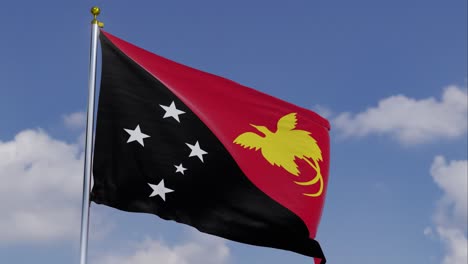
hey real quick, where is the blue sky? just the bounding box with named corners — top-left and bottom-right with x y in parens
top-left (0, 1), bottom-right (466, 264)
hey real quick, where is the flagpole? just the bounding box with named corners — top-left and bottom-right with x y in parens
top-left (79, 6), bottom-right (102, 264)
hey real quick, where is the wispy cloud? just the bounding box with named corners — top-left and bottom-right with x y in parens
top-left (312, 105), bottom-right (333, 119)
top-left (333, 85), bottom-right (467, 144)
top-left (63, 111), bottom-right (87, 148)
top-left (94, 233), bottom-right (230, 264)
top-left (63, 111), bottom-right (86, 130)
top-left (430, 156), bottom-right (467, 264)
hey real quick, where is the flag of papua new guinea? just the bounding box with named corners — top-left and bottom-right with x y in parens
top-left (91, 30), bottom-right (330, 264)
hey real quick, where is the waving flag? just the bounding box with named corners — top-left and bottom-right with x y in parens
top-left (91, 31), bottom-right (330, 264)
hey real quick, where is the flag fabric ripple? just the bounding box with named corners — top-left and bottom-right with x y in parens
top-left (91, 31), bottom-right (330, 264)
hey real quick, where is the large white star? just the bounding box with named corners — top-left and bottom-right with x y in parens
top-left (186, 141), bottom-right (208, 162)
top-left (148, 180), bottom-right (174, 201)
top-left (124, 125), bottom-right (150, 147)
top-left (160, 101), bottom-right (185, 122)
top-left (174, 163), bottom-right (187, 175)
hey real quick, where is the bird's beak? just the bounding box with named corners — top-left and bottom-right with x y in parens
top-left (249, 124), bottom-right (267, 136)
top-left (250, 124), bottom-right (259, 130)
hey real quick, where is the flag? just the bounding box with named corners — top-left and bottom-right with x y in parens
top-left (91, 30), bottom-right (330, 264)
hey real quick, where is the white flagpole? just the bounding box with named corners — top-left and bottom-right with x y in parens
top-left (79, 6), bottom-right (102, 264)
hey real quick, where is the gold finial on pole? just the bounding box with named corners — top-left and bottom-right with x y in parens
top-left (90, 6), bottom-right (104, 28)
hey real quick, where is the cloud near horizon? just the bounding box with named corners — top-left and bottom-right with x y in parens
top-left (430, 156), bottom-right (467, 264)
top-left (333, 85), bottom-right (467, 144)
top-left (94, 233), bottom-right (230, 264)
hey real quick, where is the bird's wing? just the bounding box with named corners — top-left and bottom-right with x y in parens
top-left (291, 131), bottom-right (323, 161)
top-left (260, 146), bottom-right (300, 175)
top-left (233, 132), bottom-right (263, 150)
top-left (277, 113), bottom-right (297, 131)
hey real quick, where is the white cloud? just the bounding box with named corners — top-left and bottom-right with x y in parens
top-left (95, 233), bottom-right (230, 264)
top-left (437, 227), bottom-right (467, 264)
top-left (333, 85), bottom-right (467, 144)
top-left (312, 105), bottom-right (333, 119)
top-left (0, 129), bottom-right (84, 243)
top-left (430, 156), bottom-right (467, 264)
top-left (63, 111), bottom-right (87, 149)
top-left (431, 156), bottom-right (468, 225)
top-left (63, 111), bottom-right (86, 130)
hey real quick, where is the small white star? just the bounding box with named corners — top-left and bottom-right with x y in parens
top-left (148, 180), bottom-right (174, 201)
top-left (186, 141), bottom-right (208, 162)
top-left (174, 163), bottom-right (187, 175)
top-left (124, 125), bottom-right (150, 147)
top-left (160, 101), bottom-right (185, 122)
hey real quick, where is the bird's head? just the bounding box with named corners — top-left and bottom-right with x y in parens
top-left (250, 124), bottom-right (272, 136)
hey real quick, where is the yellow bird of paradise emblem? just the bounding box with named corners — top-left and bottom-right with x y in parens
top-left (233, 113), bottom-right (323, 197)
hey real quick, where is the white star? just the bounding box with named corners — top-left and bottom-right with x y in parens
top-left (174, 163), bottom-right (187, 175)
top-left (160, 101), bottom-right (185, 122)
top-left (148, 180), bottom-right (174, 201)
top-left (124, 125), bottom-right (150, 147)
top-left (186, 141), bottom-right (208, 162)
